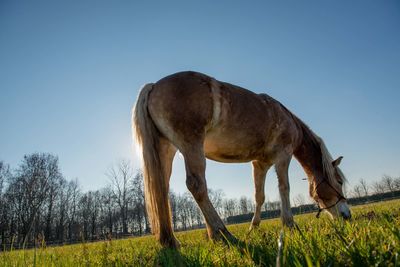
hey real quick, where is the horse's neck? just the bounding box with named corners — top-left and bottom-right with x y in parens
top-left (293, 126), bottom-right (324, 183)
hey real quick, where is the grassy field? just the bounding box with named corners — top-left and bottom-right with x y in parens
top-left (1, 200), bottom-right (399, 267)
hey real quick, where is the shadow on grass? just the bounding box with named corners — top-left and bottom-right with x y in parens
top-left (155, 232), bottom-right (276, 267)
top-left (155, 247), bottom-right (186, 267)
top-left (228, 237), bottom-right (276, 266)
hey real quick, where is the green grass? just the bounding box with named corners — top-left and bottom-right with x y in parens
top-left (1, 200), bottom-right (399, 266)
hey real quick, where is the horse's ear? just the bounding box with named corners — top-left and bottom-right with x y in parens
top-left (332, 156), bottom-right (343, 167)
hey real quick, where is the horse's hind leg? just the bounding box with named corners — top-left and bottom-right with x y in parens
top-left (275, 155), bottom-right (294, 227)
top-left (250, 160), bottom-right (271, 230)
top-left (182, 145), bottom-right (235, 243)
top-left (158, 137), bottom-right (179, 247)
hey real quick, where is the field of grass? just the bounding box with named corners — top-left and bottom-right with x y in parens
top-left (1, 199), bottom-right (399, 267)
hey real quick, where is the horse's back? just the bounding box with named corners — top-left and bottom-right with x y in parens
top-left (147, 71), bottom-right (298, 162)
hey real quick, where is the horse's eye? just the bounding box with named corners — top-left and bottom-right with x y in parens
top-left (338, 181), bottom-right (343, 185)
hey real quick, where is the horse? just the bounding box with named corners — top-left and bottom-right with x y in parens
top-left (133, 71), bottom-right (351, 248)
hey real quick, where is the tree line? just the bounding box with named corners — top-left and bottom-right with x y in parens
top-left (349, 176), bottom-right (400, 198)
top-left (0, 153), bottom-right (255, 250)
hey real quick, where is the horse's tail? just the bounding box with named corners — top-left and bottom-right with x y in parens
top-left (132, 83), bottom-right (175, 247)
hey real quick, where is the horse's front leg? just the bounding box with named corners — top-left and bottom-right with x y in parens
top-left (275, 155), bottom-right (294, 228)
top-left (250, 160), bottom-right (271, 230)
top-left (182, 145), bottom-right (236, 243)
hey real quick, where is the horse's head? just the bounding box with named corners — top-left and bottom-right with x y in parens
top-left (311, 156), bottom-right (352, 220)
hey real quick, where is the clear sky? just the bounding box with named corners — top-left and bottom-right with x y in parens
top-left (1, 1), bottom-right (399, 202)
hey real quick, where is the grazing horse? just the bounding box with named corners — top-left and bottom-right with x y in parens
top-left (133, 71), bottom-right (351, 248)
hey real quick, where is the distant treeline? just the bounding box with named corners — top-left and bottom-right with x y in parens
top-left (227, 190), bottom-right (400, 224)
top-left (0, 154), bottom-right (147, 250)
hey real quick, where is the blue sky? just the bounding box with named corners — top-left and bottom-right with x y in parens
top-left (1, 1), bottom-right (399, 202)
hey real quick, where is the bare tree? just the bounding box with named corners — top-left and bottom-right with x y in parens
top-left (223, 198), bottom-right (238, 218)
top-left (10, 153), bottom-right (62, 245)
top-left (54, 177), bottom-right (69, 242)
top-left (394, 177), bottom-right (400, 191)
top-left (0, 161), bottom-right (11, 245)
top-left (44, 173), bottom-right (63, 241)
top-left (293, 194), bottom-right (306, 207)
top-left (382, 175), bottom-right (395, 193)
top-left (99, 186), bottom-right (115, 236)
top-left (79, 191), bottom-right (92, 240)
top-left (131, 172), bottom-right (147, 235)
top-left (208, 189), bottom-right (225, 217)
top-left (352, 185), bottom-right (363, 198)
top-left (66, 179), bottom-right (80, 242)
top-left (169, 190), bottom-right (178, 230)
top-left (0, 161), bottom-right (9, 194)
top-left (359, 179), bottom-right (369, 196)
top-left (247, 198), bottom-right (255, 213)
top-left (239, 196), bottom-right (249, 214)
top-left (107, 160), bottom-right (134, 234)
top-left (177, 193), bottom-right (190, 229)
top-left (265, 200), bottom-right (280, 211)
top-left (372, 181), bottom-right (385, 194)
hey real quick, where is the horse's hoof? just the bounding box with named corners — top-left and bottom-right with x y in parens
top-left (211, 229), bottom-right (238, 245)
top-left (162, 236), bottom-right (181, 249)
top-left (283, 218), bottom-right (295, 228)
top-left (248, 222), bottom-right (260, 232)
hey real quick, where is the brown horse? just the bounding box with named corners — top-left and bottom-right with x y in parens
top-left (133, 71), bottom-right (351, 248)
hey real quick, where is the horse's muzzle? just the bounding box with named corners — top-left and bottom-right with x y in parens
top-left (340, 210), bottom-right (352, 220)
top-left (337, 201), bottom-right (351, 220)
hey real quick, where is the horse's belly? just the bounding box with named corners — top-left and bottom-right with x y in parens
top-left (203, 134), bottom-right (259, 163)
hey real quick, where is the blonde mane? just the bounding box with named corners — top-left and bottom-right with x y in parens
top-left (313, 133), bottom-right (347, 185)
top-left (290, 110), bottom-right (346, 186)
top-left (317, 137), bottom-right (337, 184)
top-left (280, 102), bottom-right (344, 185)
